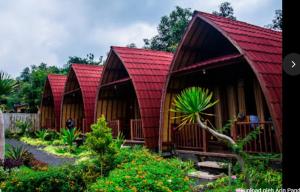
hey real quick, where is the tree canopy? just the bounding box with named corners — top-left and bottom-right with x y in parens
top-left (212, 2), bottom-right (236, 20)
top-left (266, 9), bottom-right (282, 30)
top-left (143, 6), bottom-right (192, 52)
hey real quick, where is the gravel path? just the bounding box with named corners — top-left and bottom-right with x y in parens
top-left (6, 139), bottom-right (75, 166)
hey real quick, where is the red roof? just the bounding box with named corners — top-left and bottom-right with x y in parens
top-left (44, 74), bottom-right (67, 130)
top-left (68, 64), bottom-right (103, 131)
top-left (100, 46), bottom-right (173, 148)
top-left (166, 11), bottom-right (282, 148)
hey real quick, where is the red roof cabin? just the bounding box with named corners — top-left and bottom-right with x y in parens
top-left (159, 11), bottom-right (282, 154)
top-left (61, 64), bottom-right (103, 133)
top-left (95, 46), bottom-right (173, 149)
top-left (40, 74), bottom-right (67, 131)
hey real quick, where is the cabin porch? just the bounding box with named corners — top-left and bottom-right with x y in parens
top-left (161, 57), bottom-right (280, 154)
top-left (96, 79), bottom-right (144, 142)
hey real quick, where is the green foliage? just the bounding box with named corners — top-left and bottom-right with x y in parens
top-left (171, 87), bottom-right (218, 127)
top-left (144, 6), bottom-right (192, 52)
top-left (35, 129), bottom-right (48, 140)
top-left (236, 127), bottom-right (260, 148)
top-left (90, 147), bottom-right (195, 192)
top-left (114, 132), bottom-right (125, 149)
top-left (85, 115), bottom-right (116, 176)
top-left (61, 128), bottom-right (80, 149)
top-left (0, 166), bottom-right (9, 182)
top-left (0, 71), bottom-right (18, 104)
top-left (20, 136), bottom-right (50, 146)
top-left (212, 2), bottom-right (236, 20)
top-left (15, 120), bottom-right (32, 136)
top-left (44, 130), bottom-right (60, 141)
top-left (11, 63), bottom-right (64, 112)
top-left (1, 166), bottom-right (86, 192)
top-left (63, 53), bottom-right (103, 72)
top-left (5, 145), bottom-right (27, 160)
top-left (266, 9), bottom-right (282, 30)
top-left (43, 145), bottom-right (91, 158)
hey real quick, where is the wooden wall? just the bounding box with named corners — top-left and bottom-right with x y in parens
top-left (96, 82), bottom-right (140, 138)
top-left (40, 105), bottom-right (55, 129)
top-left (61, 95), bottom-right (84, 131)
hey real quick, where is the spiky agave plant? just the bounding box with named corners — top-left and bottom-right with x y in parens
top-left (171, 87), bottom-right (218, 128)
top-left (171, 87), bottom-right (251, 187)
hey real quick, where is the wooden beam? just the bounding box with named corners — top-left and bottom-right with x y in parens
top-left (172, 54), bottom-right (243, 76)
top-left (101, 77), bottom-right (131, 88)
top-left (63, 88), bottom-right (81, 96)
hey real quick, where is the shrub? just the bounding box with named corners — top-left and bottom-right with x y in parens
top-left (15, 120), bottom-right (32, 136)
top-left (44, 130), bottom-right (60, 141)
top-left (35, 129), bottom-right (48, 140)
top-left (89, 147), bottom-right (195, 192)
top-left (0, 166), bottom-right (9, 182)
top-left (29, 159), bottom-right (48, 171)
top-left (22, 150), bottom-right (35, 167)
top-left (1, 158), bottom-right (23, 169)
top-left (85, 115), bottom-right (116, 176)
top-left (5, 145), bottom-right (27, 160)
top-left (1, 166), bottom-right (86, 192)
top-left (51, 139), bottom-right (64, 146)
top-left (61, 128), bottom-right (80, 150)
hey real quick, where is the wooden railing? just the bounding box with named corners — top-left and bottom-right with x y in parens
top-left (108, 120), bottom-right (120, 138)
top-left (130, 119), bottom-right (144, 140)
top-left (232, 121), bottom-right (279, 153)
top-left (172, 123), bottom-right (207, 151)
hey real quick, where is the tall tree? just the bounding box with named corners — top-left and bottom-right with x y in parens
top-left (266, 9), bottom-right (282, 30)
top-left (143, 6), bottom-right (192, 52)
top-left (212, 2), bottom-right (236, 20)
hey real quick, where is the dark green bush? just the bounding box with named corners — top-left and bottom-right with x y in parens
top-left (1, 166), bottom-right (86, 192)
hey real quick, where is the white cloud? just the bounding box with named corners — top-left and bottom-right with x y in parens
top-left (90, 22), bottom-right (157, 48)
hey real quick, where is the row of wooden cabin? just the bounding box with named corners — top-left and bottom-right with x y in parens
top-left (40, 11), bottom-right (282, 155)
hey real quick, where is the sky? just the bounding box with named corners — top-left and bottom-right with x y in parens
top-left (0, 0), bottom-right (282, 77)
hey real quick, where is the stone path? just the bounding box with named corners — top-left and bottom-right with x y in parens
top-left (6, 139), bottom-right (75, 166)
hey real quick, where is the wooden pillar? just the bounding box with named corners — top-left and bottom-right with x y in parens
top-left (253, 79), bottom-right (265, 122)
top-left (237, 79), bottom-right (246, 115)
top-left (214, 87), bottom-right (223, 129)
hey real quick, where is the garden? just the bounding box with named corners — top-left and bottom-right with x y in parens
top-left (1, 113), bottom-right (282, 192)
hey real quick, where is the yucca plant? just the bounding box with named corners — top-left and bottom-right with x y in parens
top-left (61, 128), bottom-right (80, 149)
top-left (35, 129), bottom-right (48, 140)
top-left (171, 87), bottom-right (251, 187)
top-left (6, 145), bottom-right (28, 160)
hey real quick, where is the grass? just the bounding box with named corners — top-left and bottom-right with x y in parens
top-left (19, 136), bottom-right (91, 159)
top-left (20, 136), bottom-right (50, 146)
top-left (43, 145), bottom-right (92, 158)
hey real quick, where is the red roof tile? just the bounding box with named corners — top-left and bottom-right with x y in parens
top-left (99, 47), bottom-right (173, 148)
top-left (68, 64), bottom-right (103, 132)
top-left (42, 74), bottom-right (67, 130)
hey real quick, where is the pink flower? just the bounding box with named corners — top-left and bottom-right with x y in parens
top-left (236, 189), bottom-right (245, 192)
top-left (231, 175), bottom-right (237, 180)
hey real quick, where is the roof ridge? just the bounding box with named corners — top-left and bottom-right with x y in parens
top-left (112, 46), bottom-right (174, 56)
top-left (196, 11), bottom-right (282, 35)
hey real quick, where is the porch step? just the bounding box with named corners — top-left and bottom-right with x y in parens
top-left (197, 161), bottom-right (228, 169)
top-left (187, 171), bottom-right (224, 180)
